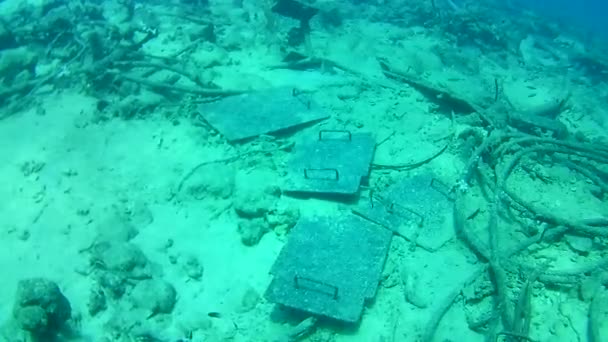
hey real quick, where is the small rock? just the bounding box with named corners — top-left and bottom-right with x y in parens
top-left (94, 213), bottom-right (139, 243)
top-left (464, 296), bottom-right (494, 331)
top-left (182, 254), bottom-right (204, 280)
top-left (94, 242), bottom-right (148, 274)
top-left (239, 287), bottom-right (260, 313)
top-left (12, 278), bottom-right (71, 336)
top-left (96, 272), bottom-right (126, 299)
top-left (15, 306), bottom-right (48, 333)
top-left (266, 202), bottom-right (300, 236)
top-left (232, 170), bottom-right (279, 218)
top-left (182, 163), bottom-right (235, 200)
top-left (286, 317), bottom-right (318, 341)
top-left (129, 279), bottom-right (177, 317)
top-left (233, 192), bottom-right (275, 218)
top-left (87, 285), bottom-right (107, 316)
top-left (176, 311), bottom-right (213, 336)
top-left (237, 218), bottom-right (269, 246)
top-left (126, 201), bottom-right (154, 228)
top-left (565, 234), bottom-right (593, 254)
top-left (401, 268), bottom-right (428, 309)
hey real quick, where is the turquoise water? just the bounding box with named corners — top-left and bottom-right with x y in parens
top-left (1, 0), bottom-right (608, 341)
top-left (514, 0), bottom-right (608, 36)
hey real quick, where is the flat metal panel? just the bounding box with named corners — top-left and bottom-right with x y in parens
top-left (284, 131), bottom-right (375, 195)
top-left (198, 88), bottom-right (329, 142)
top-left (354, 174), bottom-right (455, 251)
top-left (265, 214), bottom-right (391, 323)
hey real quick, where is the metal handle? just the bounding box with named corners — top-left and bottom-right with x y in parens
top-left (318, 130), bottom-right (352, 141)
top-left (387, 201), bottom-right (425, 227)
top-left (303, 168), bottom-right (340, 181)
top-left (294, 275), bottom-right (339, 300)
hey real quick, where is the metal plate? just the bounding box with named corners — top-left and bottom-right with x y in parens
top-left (353, 173), bottom-right (455, 251)
top-left (265, 214), bottom-right (392, 323)
top-left (284, 131), bottom-right (375, 195)
top-left (198, 88), bottom-right (329, 142)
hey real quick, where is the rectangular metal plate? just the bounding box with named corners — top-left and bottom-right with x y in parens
top-left (284, 131), bottom-right (375, 195)
top-left (198, 88), bottom-right (329, 142)
top-left (265, 214), bottom-right (392, 323)
top-left (354, 174), bottom-right (455, 251)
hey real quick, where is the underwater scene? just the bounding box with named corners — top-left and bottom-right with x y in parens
top-left (1, 0), bottom-right (608, 341)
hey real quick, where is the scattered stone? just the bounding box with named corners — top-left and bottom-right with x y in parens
top-left (90, 242), bottom-right (154, 299)
top-left (464, 297), bottom-right (495, 331)
top-left (176, 311), bottom-right (213, 337)
top-left (266, 202), bottom-right (300, 236)
top-left (237, 218), bottom-right (269, 246)
top-left (232, 170), bottom-right (279, 219)
top-left (286, 317), bottom-right (318, 341)
top-left (238, 287), bottom-right (260, 313)
top-left (182, 163), bottom-right (235, 200)
top-left (565, 234), bottom-right (593, 254)
top-left (96, 272), bottom-right (127, 299)
top-left (182, 254), bottom-right (204, 281)
top-left (462, 276), bottom-right (494, 302)
top-left (233, 190), bottom-right (276, 218)
top-left (129, 279), bottom-right (177, 317)
top-left (94, 213), bottom-right (139, 244)
top-left (87, 285), bottom-right (107, 316)
top-left (125, 200), bottom-right (154, 228)
top-left (93, 242), bottom-right (149, 275)
top-left (12, 278), bottom-right (71, 337)
top-left (401, 267), bottom-right (428, 309)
